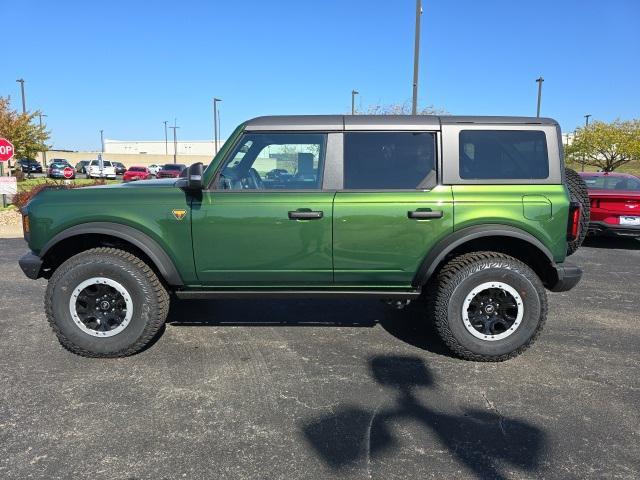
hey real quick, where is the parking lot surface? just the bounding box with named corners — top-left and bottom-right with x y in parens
top-left (1, 237), bottom-right (638, 479)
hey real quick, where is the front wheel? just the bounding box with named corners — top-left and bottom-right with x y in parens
top-left (45, 248), bottom-right (170, 357)
top-left (430, 252), bottom-right (547, 361)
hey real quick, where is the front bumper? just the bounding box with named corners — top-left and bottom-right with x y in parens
top-left (19, 251), bottom-right (43, 280)
top-left (548, 262), bottom-right (583, 292)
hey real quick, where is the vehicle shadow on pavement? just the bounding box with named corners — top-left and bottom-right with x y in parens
top-left (301, 355), bottom-right (547, 480)
top-left (583, 236), bottom-right (640, 250)
top-left (167, 297), bottom-right (453, 356)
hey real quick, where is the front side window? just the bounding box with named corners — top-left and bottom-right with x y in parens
top-left (459, 130), bottom-right (549, 180)
top-left (343, 132), bottom-right (436, 189)
top-left (217, 133), bottom-right (326, 190)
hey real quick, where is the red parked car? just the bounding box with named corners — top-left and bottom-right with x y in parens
top-left (123, 166), bottom-right (151, 182)
top-left (156, 163), bottom-right (186, 178)
top-left (579, 172), bottom-right (640, 237)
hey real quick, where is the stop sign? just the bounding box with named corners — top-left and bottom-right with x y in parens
top-left (0, 138), bottom-right (14, 162)
top-left (63, 166), bottom-right (74, 179)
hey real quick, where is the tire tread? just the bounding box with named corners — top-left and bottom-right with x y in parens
top-left (430, 251), bottom-right (548, 362)
top-left (44, 247), bottom-right (169, 358)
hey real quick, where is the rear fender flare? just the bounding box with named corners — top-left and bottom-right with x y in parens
top-left (412, 224), bottom-right (555, 286)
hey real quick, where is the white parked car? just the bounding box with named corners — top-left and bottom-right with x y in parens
top-left (147, 164), bottom-right (161, 177)
top-left (87, 159), bottom-right (117, 179)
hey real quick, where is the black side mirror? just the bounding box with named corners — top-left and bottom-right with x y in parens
top-left (186, 162), bottom-right (203, 190)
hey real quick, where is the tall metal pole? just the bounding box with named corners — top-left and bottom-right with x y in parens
top-left (16, 79), bottom-right (26, 113)
top-left (582, 114), bottom-right (591, 172)
top-left (411, 0), bottom-right (422, 115)
top-left (100, 130), bottom-right (104, 153)
top-left (535, 76), bottom-right (544, 117)
top-left (213, 98), bottom-right (221, 154)
top-left (351, 90), bottom-right (359, 115)
top-left (38, 114), bottom-right (48, 167)
top-left (169, 120), bottom-right (179, 164)
top-left (217, 111), bottom-right (221, 151)
top-left (163, 121), bottom-right (168, 156)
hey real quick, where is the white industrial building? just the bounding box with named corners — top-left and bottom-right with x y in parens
top-left (104, 139), bottom-right (224, 156)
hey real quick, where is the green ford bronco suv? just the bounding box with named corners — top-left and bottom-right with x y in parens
top-left (19, 115), bottom-right (589, 361)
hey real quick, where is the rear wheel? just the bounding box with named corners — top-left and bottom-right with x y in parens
top-left (45, 248), bottom-right (170, 357)
top-left (565, 167), bottom-right (590, 255)
top-left (430, 252), bottom-right (547, 361)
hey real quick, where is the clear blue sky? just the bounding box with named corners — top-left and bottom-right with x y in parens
top-left (3, 0), bottom-right (639, 150)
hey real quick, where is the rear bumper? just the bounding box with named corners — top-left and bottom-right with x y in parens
top-left (19, 251), bottom-right (43, 280)
top-left (549, 262), bottom-right (582, 292)
top-left (588, 221), bottom-right (640, 237)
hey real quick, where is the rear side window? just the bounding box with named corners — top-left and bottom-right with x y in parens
top-left (344, 132), bottom-right (436, 189)
top-left (459, 130), bottom-right (549, 180)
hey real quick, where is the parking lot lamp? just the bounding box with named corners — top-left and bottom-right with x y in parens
top-left (38, 114), bottom-right (48, 167)
top-left (16, 79), bottom-right (26, 113)
top-left (582, 114), bottom-right (591, 172)
top-left (163, 121), bottom-right (169, 156)
top-left (411, 0), bottom-right (422, 115)
top-left (536, 77), bottom-right (544, 117)
top-left (213, 98), bottom-right (222, 155)
top-left (351, 90), bottom-right (359, 115)
top-left (100, 130), bottom-right (104, 153)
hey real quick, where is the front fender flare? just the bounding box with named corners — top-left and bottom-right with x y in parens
top-left (412, 224), bottom-right (555, 287)
top-left (40, 222), bottom-right (184, 286)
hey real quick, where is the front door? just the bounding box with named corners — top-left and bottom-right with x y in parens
top-left (333, 131), bottom-right (454, 287)
top-left (192, 132), bottom-right (334, 286)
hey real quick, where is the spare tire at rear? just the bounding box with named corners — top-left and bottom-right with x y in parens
top-left (565, 167), bottom-right (590, 256)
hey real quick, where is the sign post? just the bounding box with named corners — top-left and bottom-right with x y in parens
top-left (0, 138), bottom-right (16, 208)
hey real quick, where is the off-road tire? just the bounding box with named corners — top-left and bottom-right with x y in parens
top-left (45, 247), bottom-right (170, 358)
top-left (565, 167), bottom-right (590, 255)
top-left (431, 252), bottom-right (547, 362)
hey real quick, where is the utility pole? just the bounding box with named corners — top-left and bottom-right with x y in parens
top-left (100, 130), bottom-right (104, 153)
top-left (169, 120), bottom-right (179, 164)
top-left (38, 113), bottom-right (48, 167)
top-left (16, 79), bottom-right (26, 113)
top-left (582, 114), bottom-right (592, 172)
top-left (351, 90), bottom-right (359, 115)
top-left (535, 76), bottom-right (544, 117)
top-left (411, 0), bottom-right (423, 115)
top-left (213, 98), bottom-right (222, 155)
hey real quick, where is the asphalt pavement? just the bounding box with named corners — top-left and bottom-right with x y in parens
top-left (1, 236), bottom-right (638, 479)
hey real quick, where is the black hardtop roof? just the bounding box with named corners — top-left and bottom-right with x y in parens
top-left (244, 114), bottom-right (558, 131)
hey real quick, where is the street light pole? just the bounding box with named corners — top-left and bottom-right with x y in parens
top-left (411, 0), bottom-right (423, 115)
top-left (213, 98), bottom-right (222, 155)
top-left (169, 120), bottom-right (180, 164)
top-left (582, 114), bottom-right (592, 172)
top-left (100, 130), bottom-right (104, 153)
top-left (38, 114), bottom-right (48, 167)
top-left (351, 90), bottom-right (359, 115)
top-left (535, 76), bottom-right (544, 117)
top-left (16, 78), bottom-right (26, 113)
top-left (163, 121), bottom-right (168, 156)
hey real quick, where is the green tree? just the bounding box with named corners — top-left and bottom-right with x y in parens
top-left (358, 101), bottom-right (447, 115)
top-left (565, 119), bottom-right (640, 172)
top-left (0, 96), bottom-right (50, 162)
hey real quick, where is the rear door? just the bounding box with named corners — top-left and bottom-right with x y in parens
top-left (333, 130), bottom-right (454, 287)
top-left (191, 132), bottom-right (336, 286)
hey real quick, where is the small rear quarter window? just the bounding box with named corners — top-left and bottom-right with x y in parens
top-left (459, 130), bottom-right (549, 180)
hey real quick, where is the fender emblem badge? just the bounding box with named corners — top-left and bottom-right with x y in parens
top-left (172, 209), bottom-right (187, 220)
